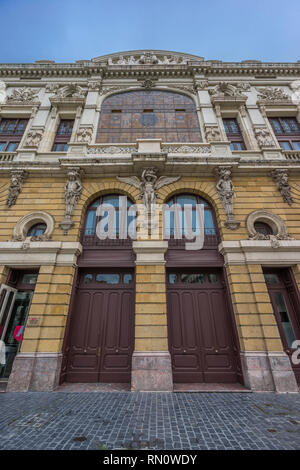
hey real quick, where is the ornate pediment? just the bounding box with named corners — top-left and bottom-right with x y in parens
top-left (209, 82), bottom-right (250, 98)
top-left (92, 50), bottom-right (204, 66)
top-left (49, 83), bottom-right (87, 106)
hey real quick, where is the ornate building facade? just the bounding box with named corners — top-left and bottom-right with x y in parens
top-left (0, 50), bottom-right (300, 392)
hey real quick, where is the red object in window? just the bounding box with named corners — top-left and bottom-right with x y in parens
top-left (14, 326), bottom-right (24, 343)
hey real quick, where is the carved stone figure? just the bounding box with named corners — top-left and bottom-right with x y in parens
top-left (6, 170), bottom-right (27, 207)
top-left (107, 52), bottom-right (187, 66)
top-left (271, 169), bottom-right (293, 205)
top-left (254, 127), bottom-right (275, 148)
top-left (256, 87), bottom-right (290, 101)
top-left (205, 126), bottom-right (221, 142)
top-left (76, 127), bottom-right (93, 144)
top-left (193, 80), bottom-right (209, 91)
top-left (60, 168), bottom-right (82, 234)
top-left (24, 129), bottom-right (44, 148)
top-left (87, 80), bottom-right (102, 91)
top-left (7, 87), bottom-right (39, 103)
top-left (117, 168), bottom-right (181, 212)
top-left (215, 166), bottom-right (240, 230)
top-left (0, 81), bottom-right (6, 104)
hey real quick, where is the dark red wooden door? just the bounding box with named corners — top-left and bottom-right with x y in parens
top-left (166, 269), bottom-right (239, 383)
top-left (66, 269), bottom-right (135, 383)
top-left (264, 269), bottom-right (300, 384)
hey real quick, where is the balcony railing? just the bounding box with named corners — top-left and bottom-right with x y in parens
top-left (283, 150), bottom-right (300, 161)
top-left (0, 152), bottom-right (16, 162)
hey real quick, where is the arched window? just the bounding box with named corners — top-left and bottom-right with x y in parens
top-left (97, 91), bottom-right (201, 143)
top-left (164, 194), bottom-right (219, 247)
top-left (254, 221), bottom-right (274, 236)
top-left (82, 194), bottom-right (136, 246)
top-left (27, 223), bottom-right (47, 238)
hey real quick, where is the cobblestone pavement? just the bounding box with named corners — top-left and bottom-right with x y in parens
top-left (0, 391), bottom-right (300, 450)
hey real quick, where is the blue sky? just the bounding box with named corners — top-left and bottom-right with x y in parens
top-left (0, 0), bottom-right (299, 63)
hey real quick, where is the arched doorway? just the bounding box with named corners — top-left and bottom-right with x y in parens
top-left (164, 193), bottom-right (242, 384)
top-left (63, 194), bottom-right (136, 383)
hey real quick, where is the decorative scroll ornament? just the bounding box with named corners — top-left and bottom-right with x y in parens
top-left (254, 127), bottom-right (275, 148)
top-left (99, 85), bottom-right (129, 96)
top-left (76, 127), bottom-right (93, 144)
top-left (6, 170), bottom-right (28, 207)
top-left (54, 83), bottom-right (86, 99)
top-left (209, 82), bottom-right (247, 98)
top-left (0, 81), bottom-right (7, 104)
top-left (162, 145), bottom-right (210, 154)
top-left (271, 169), bottom-right (293, 205)
top-left (24, 129), bottom-right (44, 148)
top-left (87, 80), bottom-right (102, 91)
top-left (194, 80), bottom-right (209, 91)
top-left (117, 168), bottom-right (181, 212)
top-left (87, 145), bottom-right (134, 154)
top-left (215, 166), bottom-right (240, 230)
top-left (60, 168), bottom-right (83, 234)
top-left (205, 125), bottom-right (221, 142)
top-left (108, 52), bottom-right (187, 66)
top-left (7, 87), bottom-right (39, 103)
top-left (256, 87), bottom-right (290, 101)
top-left (139, 79), bottom-right (157, 90)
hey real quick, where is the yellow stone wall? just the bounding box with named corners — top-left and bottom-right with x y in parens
top-left (135, 265), bottom-right (168, 352)
top-left (0, 173), bottom-right (300, 355)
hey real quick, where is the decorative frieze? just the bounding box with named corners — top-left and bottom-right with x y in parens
top-left (253, 127), bottom-right (275, 148)
top-left (24, 129), bottom-right (44, 148)
top-left (256, 87), bottom-right (290, 101)
top-left (107, 52), bottom-right (187, 66)
top-left (271, 169), bottom-right (293, 205)
top-left (6, 170), bottom-right (28, 207)
top-left (87, 145), bottom-right (134, 154)
top-left (162, 145), bottom-right (210, 154)
top-left (0, 81), bottom-right (6, 104)
top-left (215, 166), bottom-right (240, 230)
top-left (7, 87), bottom-right (39, 103)
top-left (60, 168), bottom-right (83, 234)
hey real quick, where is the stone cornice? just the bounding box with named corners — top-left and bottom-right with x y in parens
top-left (1, 61), bottom-right (300, 79)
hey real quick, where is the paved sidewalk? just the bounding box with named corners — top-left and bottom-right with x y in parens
top-left (0, 391), bottom-right (300, 450)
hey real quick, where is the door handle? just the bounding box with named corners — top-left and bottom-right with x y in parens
top-left (183, 349), bottom-right (187, 353)
top-left (116, 349), bottom-right (119, 353)
top-left (84, 349), bottom-right (87, 353)
top-left (97, 347), bottom-right (101, 357)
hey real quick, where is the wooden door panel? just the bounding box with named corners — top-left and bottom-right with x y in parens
top-left (66, 269), bottom-right (134, 383)
top-left (167, 269), bottom-right (238, 383)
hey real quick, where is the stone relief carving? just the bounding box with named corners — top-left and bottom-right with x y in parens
top-left (76, 127), bottom-right (93, 144)
top-left (193, 80), bottom-right (209, 91)
top-left (162, 145), bottom-right (211, 154)
top-left (271, 169), bottom-right (293, 205)
top-left (204, 125), bottom-right (221, 142)
top-left (59, 168), bottom-right (82, 234)
top-left (139, 79), bottom-right (157, 90)
top-left (256, 87), bottom-right (290, 101)
top-left (99, 85), bottom-right (129, 96)
top-left (172, 84), bottom-right (197, 95)
top-left (246, 210), bottom-right (292, 248)
top-left (87, 80), bottom-right (102, 91)
top-left (6, 170), bottom-right (28, 207)
top-left (54, 83), bottom-right (87, 99)
top-left (12, 211), bottom-right (55, 242)
top-left (0, 81), bottom-right (7, 104)
top-left (254, 127), bottom-right (275, 148)
top-left (117, 168), bottom-right (181, 212)
top-left (215, 166), bottom-right (240, 230)
top-left (24, 129), bottom-right (44, 148)
top-left (87, 145), bottom-right (134, 154)
top-left (209, 82), bottom-right (249, 98)
top-left (7, 87), bottom-right (39, 103)
top-left (108, 52), bottom-right (187, 66)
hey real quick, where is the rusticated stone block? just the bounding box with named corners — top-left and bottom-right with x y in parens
top-left (131, 351), bottom-right (173, 391)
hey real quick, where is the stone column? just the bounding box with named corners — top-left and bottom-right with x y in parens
top-left (131, 240), bottom-right (173, 391)
top-left (7, 264), bottom-right (76, 392)
top-left (226, 263), bottom-right (298, 392)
